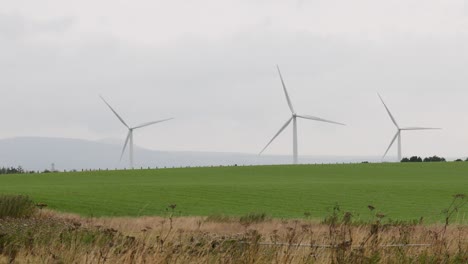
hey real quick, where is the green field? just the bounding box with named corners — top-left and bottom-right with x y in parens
top-left (0, 163), bottom-right (467, 223)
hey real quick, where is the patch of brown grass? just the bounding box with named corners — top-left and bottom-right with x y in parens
top-left (1, 209), bottom-right (467, 263)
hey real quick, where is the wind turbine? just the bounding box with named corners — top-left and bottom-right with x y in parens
top-left (378, 93), bottom-right (440, 162)
top-left (100, 95), bottom-right (173, 169)
top-left (259, 66), bottom-right (345, 164)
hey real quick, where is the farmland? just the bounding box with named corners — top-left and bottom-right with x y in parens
top-left (0, 162), bottom-right (467, 223)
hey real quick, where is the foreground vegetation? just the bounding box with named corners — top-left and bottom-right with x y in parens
top-left (0, 163), bottom-right (467, 222)
top-left (0, 195), bottom-right (466, 263)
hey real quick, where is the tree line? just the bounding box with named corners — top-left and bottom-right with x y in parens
top-left (0, 166), bottom-right (54, 175)
top-left (401, 156), bottom-right (468, 163)
top-left (0, 166), bottom-right (29, 175)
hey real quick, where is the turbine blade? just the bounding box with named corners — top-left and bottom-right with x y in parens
top-left (133, 118), bottom-right (174, 129)
top-left (378, 93), bottom-right (399, 128)
top-left (259, 117), bottom-right (293, 155)
top-left (100, 95), bottom-right (129, 128)
top-left (382, 131), bottom-right (399, 159)
top-left (400, 127), bottom-right (441, 131)
top-left (276, 65), bottom-right (295, 113)
top-left (120, 131), bottom-right (131, 161)
top-left (297, 114), bottom-right (346, 126)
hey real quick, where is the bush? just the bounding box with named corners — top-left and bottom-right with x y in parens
top-left (410, 156), bottom-right (423, 162)
top-left (401, 156), bottom-right (422, 162)
top-left (423, 156), bottom-right (446, 162)
top-left (0, 195), bottom-right (36, 219)
top-left (403, 156), bottom-right (447, 162)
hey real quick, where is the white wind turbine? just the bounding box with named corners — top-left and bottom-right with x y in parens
top-left (259, 66), bottom-right (345, 164)
top-left (378, 93), bottom-right (441, 162)
top-left (100, 95), bottom-right (173, 169)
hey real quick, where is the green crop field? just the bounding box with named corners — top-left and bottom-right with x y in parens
top-left (0, 163), bottom-right (467, 223)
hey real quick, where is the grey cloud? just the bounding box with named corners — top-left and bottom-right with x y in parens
top-left (0, 2), bottom-right (467, 159)
top-left (0, 13), bottom-right (74, 40)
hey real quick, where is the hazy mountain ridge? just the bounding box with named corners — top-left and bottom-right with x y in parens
top-left (0, 137), bottom-right (383, 171)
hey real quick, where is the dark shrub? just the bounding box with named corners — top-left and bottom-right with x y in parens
top-left (401, 156), bottom-right (422, 162)
top-left (409, 156), bottom-right (423, 162)
top-left (423, 156), bottom-right (446, 162)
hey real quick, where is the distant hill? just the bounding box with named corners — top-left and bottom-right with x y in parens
top-left (0, 137), bottom-right (380, 171)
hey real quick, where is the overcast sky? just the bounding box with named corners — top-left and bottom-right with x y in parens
top-left (1, 0), bottom-right (467, 159)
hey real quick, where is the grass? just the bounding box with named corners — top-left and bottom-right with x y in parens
top-left (0, 163), bottom-right (467, 222)
top-left (0, 195), bottom-right (36, 219)
top-left (0, 210), bottom-right (467, 263)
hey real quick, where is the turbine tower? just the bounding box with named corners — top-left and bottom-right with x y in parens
top-left (259, 66), bottom-right (345, 164)
top-left (100, 95), bottom-right (173, 169)
top-left (378, 93), bottom-right (440, 162)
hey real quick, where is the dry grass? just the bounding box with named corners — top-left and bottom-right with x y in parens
top-left (1, 208), bottom-right (467, 264)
